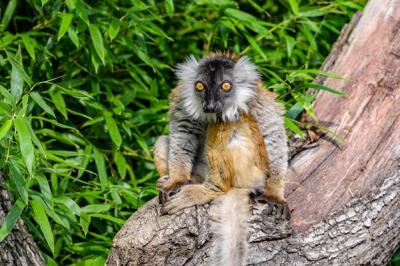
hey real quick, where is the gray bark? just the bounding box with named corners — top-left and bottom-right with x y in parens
top-left (0, 173), bottom-right (45, 266)
top-left (107, 0), bottom-right (400, 265)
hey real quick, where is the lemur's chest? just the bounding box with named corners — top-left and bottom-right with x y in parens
top-left (206, 114), bottom-right (260, 154)
top-left (205, 114), bottom-right (267, 188)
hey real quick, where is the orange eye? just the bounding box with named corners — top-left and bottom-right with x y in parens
top-left (195, 81), bottom-right (205, 91)
top-left (221, 81), bottom-right (232, 91)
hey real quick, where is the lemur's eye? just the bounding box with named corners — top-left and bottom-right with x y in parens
top-left (221, 81), bottom-right (232, 92)
top-left (195, 81), bottom-right (205, 91)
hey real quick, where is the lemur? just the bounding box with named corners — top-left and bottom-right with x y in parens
top-left (153, 52), bottom-right (288, 265)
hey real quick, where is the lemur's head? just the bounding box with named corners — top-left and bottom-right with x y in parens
top-left (176, 52), bottom-right (260, 122)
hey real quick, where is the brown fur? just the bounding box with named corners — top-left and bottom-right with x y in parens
top-left (162, 113), bottom-right (275, 214)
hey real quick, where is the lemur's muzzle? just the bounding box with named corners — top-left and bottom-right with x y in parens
top-left (203, 101), bottom-right (223, 113)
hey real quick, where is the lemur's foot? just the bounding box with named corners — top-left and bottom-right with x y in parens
top-left (250, 190), bottom-right (290, 220)
top-left (161, 188), bottom-right (194, 215)
top-left (157, 175), bottom-right (192, 205)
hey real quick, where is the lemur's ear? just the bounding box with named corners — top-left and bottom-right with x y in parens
top-left (175, 55), bottom-right (199, 83)
top-left (233, 56), bottom-right (260, 86)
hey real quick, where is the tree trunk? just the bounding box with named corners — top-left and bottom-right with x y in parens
top-left (107, 0), bottom-right (400, 265)
top-left (0, 173), bottom-right (45, 266)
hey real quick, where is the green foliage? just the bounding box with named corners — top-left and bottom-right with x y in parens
top-left (0, 0), bottom-right (365, 264)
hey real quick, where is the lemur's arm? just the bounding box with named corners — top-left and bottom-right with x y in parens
top-left (159, 88), bottom-right (205, 191)
top-left (251, 86), bottom-right (288, 202)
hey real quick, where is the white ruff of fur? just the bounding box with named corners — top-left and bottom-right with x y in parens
top-left (222, 56), bottom-right (259, 122)
top-left (176, 56), bottom-right (217, 123)
top-left (176, 55), bottom-right (259, 123)
top-left (209, 189), bottom-right (250, 266)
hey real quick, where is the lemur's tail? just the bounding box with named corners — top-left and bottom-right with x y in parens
top-left (209, 189), bottom-right (250, 266)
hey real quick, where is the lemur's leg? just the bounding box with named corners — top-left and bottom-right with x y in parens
top-left (154, 136), bottom-right (173, 204)
top-left (263, 168), bottom-right (286, 204)
top-left (162, 183), bottom-right (224, 215)
top-left (154, 136), bottom-right (169, 177)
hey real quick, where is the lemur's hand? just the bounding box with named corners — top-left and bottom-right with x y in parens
top-left (157, 175), bottom-right (191, 205)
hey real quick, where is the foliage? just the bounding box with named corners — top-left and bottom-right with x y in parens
top-left (0, 0), bottom-right (366, 264)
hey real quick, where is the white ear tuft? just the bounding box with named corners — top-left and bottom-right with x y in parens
top-left (175, 55), bottom-right (199, 82)
top-left (233, 56), bottom-right (260, 85)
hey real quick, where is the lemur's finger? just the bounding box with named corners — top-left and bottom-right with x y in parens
top-left (156, 175), bottom-right (170, 190)
top-left (158, 190), bottom-right (169, 205)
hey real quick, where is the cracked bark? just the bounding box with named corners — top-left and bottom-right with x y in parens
top-left (107, 0), bottom-right (400, 265)
top-left (0, 173), bottom-right (45, 266)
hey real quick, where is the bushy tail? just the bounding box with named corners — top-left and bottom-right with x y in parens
top-left (209, 189), bottom-right (250, 266)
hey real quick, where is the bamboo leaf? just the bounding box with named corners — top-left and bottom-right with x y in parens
top-left (81, 204), bottom-right (111, 213)
top-left (50, 90), bottom-right (68, 119)
top-left (21, 35), bottom-right (36, 61)
top-left (6, 49), bottom-right (32, 86)
top-left (0, 119), bottom-right (13, 140)
top-left (30, 92), bottom-right (56, 118)
top-left (109, 18), bottom-right (120, 41)
top-left (58, 13), bottom-right (74, 41)
top-left (10, 164), bottom-right (29, 203)
top-left (285, 117), bottom-right (305, 138)
top-left (93, 148), bottom-right (108, 187)
top-left (104, 111), bottom-right (122, 147)
top-left (164, 0), bottom-right (174, 17)
top-left (15, 117), bottom-right (35, 174)
top-left (89, 24), bottom-right (106, 65)
top-left (288, 0), bottom-right (299, 15)
top-left (114, 151), bottom-right (126, 178)
top-left (67, 27), bottom-right (80, 48)
top-left (0, 199), bottom-right (26, 242)
top-left (31, 198), bottom-right (55, 254)
top-left (0, 0), bottom-right (17, 31)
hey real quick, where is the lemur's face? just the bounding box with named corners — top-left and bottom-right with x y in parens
top-left (176, 54), bottom-right (259, 122)
top-left (194, 57), bottom-right (236, 114)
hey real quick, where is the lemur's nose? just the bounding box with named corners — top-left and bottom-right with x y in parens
top-left (203, 102), bottom-right (222, 113)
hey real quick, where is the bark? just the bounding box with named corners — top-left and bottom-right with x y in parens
top-left (0, 173), bottom-right (45, 266)
top-left (107, 0), bottom-right (400, 264)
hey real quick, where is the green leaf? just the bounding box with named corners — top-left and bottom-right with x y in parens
top-left (164, 0), bottom-right (174, 17)
top-left (26, 121), bottom-right (46, 158)
top-left (50, 90), bottom-right (68, 119)
top-left (104, 111), bottom-right (122, 147)
top-left (15, 117), bottom-right (35, 174)
top-left (109, 18), bottom-right (120, 41)
top-left (114, 151), bottom-right (126, 178)
top-left (78, 145), bottom-right (93, 178)
top-left (224, 8), bottom-right (257, 22)
top-left (80, 213), bottom-right (91, 236)
top-left (81, 204), bottom-right (111, 213)
top-left (36, 174), bottom-right (53, 205)
top-left (54, 196), bottom-right (81, 216)
top-left (89, 24), bottom-right (106, 65)
top-left (58, 13), bottom-right (74, 41)
top-left (10, 164), bottom-right (29, 203)
top-left (0, 119), bottom-right (13, 140)
top-left (67, 27), bottom-right (80, 48)
top-left (284, 35), bottom-right (296, 58)
top-left (298, 82), bottom-right (345, 96)
top-left (93, 148), bottom-right (108, 187)
top-left (288, 0), bottom-right (299, 15)
top-left (8, 49), bottom-right (24, 102)
top-left (285, 117), bottom-right (304, 138)
top-left (31, 198), bottom-right (54, 254)
top-left (6, 49), bottom-right (32, 86)
top-left (244, 34), bottom-right (267, 60)
top-left (0, 199), bottom-right (26, 242)
top-left (0, 0), bottom-right (17, 31)
top-left (286, 102), bottom-right (304, 120)
top-left (30, 92), bottom-right (56, 118)
top-left (21, 35), bottom-right (36, 61)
